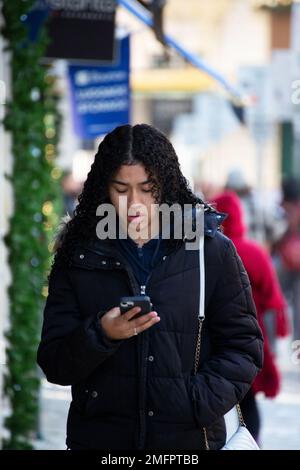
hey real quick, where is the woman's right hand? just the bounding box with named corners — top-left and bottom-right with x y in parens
top-left (100, 306), bottom-right (160, 340)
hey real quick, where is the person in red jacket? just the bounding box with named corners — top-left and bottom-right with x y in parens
top-left (211, 190), bottom-right (289, 442)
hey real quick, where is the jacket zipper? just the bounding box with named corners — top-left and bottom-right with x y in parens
top-left (83, 246), bottom-right (150, 449)
top-left (83, 243), bottom-right (190, 447)
top-left (140, 271), bottom-right (152, 296)
top-left (140, 285), bottom-right (146, 295)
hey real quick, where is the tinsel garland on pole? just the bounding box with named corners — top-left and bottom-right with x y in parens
top-left (1, 0), bottom-right (61, 449)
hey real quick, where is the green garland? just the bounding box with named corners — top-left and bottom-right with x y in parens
top-left (1, 0), bottom-right (61, 449)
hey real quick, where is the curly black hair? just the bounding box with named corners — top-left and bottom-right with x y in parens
top-left (53, 123), bottom-right (207, 268)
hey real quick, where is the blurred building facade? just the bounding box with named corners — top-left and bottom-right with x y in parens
top-left (49, 0), bottom-right (298, 196)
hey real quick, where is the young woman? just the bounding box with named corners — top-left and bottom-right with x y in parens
top-left (37, 124), bottom-right (263, 450)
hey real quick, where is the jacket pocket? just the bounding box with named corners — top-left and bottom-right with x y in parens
top-left (83, 375), bottom-right (118, 418)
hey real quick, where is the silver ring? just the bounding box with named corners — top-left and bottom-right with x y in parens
top-left (134, 327), bottom-right (138, 336)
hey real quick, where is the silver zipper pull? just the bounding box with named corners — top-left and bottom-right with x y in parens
top-left (140, 285), bottom-right (146, 295)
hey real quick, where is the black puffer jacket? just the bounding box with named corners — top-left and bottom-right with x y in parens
top-left (37, 212), bottom-right (263, 450)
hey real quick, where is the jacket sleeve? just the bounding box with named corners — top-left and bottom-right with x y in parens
top-left (188, 238), bottom-right (264, 427)
top-left (37, 267), bottom-right (123, 386)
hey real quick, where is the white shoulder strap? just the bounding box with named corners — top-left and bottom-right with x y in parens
top-left (196, 204), bottom-right (240, 443)
top-left (197, 204), bottom-right (205, 320)
top-left (199, 233), bottom-right (205, 320)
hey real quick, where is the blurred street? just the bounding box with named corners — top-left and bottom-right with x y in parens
top-left (258, 369), bottom-right (300, 450)
top-left (34, 339), bottom-right (300, 451)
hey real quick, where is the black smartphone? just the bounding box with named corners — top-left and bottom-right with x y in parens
top-left (120, 296), bottom-right (153, 319)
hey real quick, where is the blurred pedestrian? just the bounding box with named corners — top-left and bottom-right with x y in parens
top-left (212, 191), bottom-right (290, 443)
top-left (225, 169), bottom-right (283, 246)
top-left (273, 177), bottom-right (300, 341)
top-left (37, 124), bottom-right (263, 450)
top-left (61, 170), bottom-right (83, 217)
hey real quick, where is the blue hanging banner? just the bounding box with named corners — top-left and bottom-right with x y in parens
top-left (68, 35), bottom-right (130, 140)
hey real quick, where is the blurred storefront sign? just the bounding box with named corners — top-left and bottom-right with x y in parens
top-left (131, 67), bottom-right (214, 94)
top-left (26, 0), bottom-right (116, 62)
top-left (68, 35), bottom-right (130, 139)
